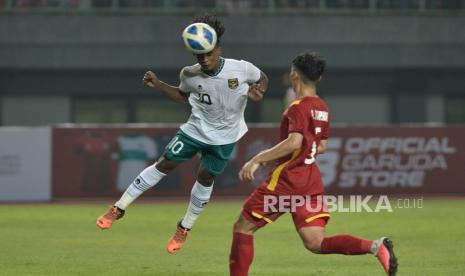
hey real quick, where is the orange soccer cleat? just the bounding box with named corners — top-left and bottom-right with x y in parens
top-left (374, 237), bottom-right (398, 276)
top-left (96, 206), bottom-right (125, 230)
top-left (166, 222), bottom-right (190, 254)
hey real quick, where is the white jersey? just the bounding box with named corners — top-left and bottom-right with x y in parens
top-left (178, 58), bottom-right (261, 145)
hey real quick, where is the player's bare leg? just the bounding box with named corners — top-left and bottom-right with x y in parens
top-left (154, 155), bottom-right (179, 174)
top-left (167, 164), bottom-right (215, 254)
top-left (229, 215), bottom-right (260, 276)
top-left (96, 155), bottom-right (177, 229)
top-left (296, 225), bottom-right (326, 253)
top-left (297, 224), bottom-right (397, 275)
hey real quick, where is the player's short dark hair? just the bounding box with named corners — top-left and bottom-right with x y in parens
top-left (292, 51), bottom-right (326, 83)
top-left (193, 11), bottom-right (225, 45)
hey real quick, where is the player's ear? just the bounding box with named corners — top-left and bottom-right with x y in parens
top-left (215, 46), bottom-right (222, 56)
top-left (290, 68), bottom-right (299, 83)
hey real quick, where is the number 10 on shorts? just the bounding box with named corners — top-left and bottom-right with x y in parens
top-left (167, 136), bottom-right (184, 155)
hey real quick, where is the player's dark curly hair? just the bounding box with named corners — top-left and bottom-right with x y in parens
top-left (193, 11), bottom-right (225, 45)
top-left (292, 51), bottom-right (326, 82)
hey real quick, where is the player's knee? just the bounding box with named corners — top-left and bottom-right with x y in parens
top-left (196, 169), bottom-right (215, 186)
top-left (232, 220), bottom-right (242, 232)
top-left (155, 156), bottom-right (178, 174)
top-left (233, 216), bottom-right (257, 235)
top-left (303, 237), bottom-right (323, 254)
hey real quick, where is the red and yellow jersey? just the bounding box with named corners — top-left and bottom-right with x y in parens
top-left (264, 96), bottom-right (330, 195)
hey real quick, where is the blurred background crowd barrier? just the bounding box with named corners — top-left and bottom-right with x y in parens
top-left (1, 0), bottom-right (464, 126)
top-left (1, 0), bottom-right (465, 14)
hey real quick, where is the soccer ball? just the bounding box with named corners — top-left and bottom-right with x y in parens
top-left (182, 23), bottom-right (217, 54)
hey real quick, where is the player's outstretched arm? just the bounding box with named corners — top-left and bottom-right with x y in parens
top-left (239, 132), bottom-right (303, 181)
top-left (248, 71), bottom-right (269, 102)
top-left (142, 71), bottom-right (188, 104)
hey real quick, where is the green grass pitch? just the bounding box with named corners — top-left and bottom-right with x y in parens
top-left (1, 199), bottom-right (464, 275)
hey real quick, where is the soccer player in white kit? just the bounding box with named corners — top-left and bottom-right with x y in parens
top-left (96, 12), bottom-right (269, 254)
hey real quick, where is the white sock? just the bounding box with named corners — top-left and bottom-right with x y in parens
top-left (370, 237), bottom-right (386, 254)
top-left (114, 163), bottom-right (166, 210)
top-left (180, 181), bottom-right (213, 229)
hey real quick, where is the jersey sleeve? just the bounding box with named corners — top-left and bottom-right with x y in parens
top-left (178, 67), bottom-right (190, 94)
top-left (321, 107), bottom-right (330, 139)
top-left (287, 104), bottom-right (307, 134)
top-left (321, 119), bottom-right (330, 140)
top-left (244, 61), bottom-right (261, 83)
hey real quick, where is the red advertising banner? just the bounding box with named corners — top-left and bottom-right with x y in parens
top-left (52, 126), bottom-right (279, 198)
top-left (52, 125), bottom-right (465, 198)
top-left (319, 126), bottom-right (465, 195)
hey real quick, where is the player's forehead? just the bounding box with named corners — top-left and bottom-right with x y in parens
top-left (195, 46), bottom-right (220, 57)
top-left (197, 50), bottom-right (211, 55)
